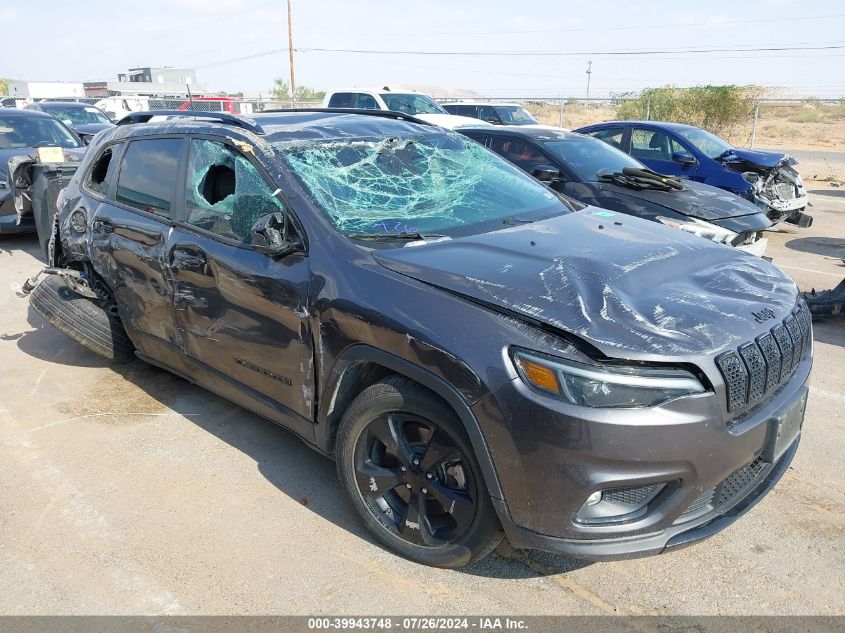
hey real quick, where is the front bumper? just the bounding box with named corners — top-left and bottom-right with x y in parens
top-left (736, 236), bottom-right (768, 258)
top-left (760, 193), bottom-right (808, 214)
top-left (474, 349), bottom-right (811, 560)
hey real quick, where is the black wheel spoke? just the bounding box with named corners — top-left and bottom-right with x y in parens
top-left (385, 413), bottom-right (416, 466)
top-left (401, 491), bottom-right (445, 546)
top-left (428, 480), bottom-right (474, 531)
top-left (419, 427), bottom-right (460, 472)
top-left (355, 460), bottom-right (403, 497)
top-left (400, 491), bottom-right (426, 545)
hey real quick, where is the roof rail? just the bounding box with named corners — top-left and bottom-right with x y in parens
top-left (256, 108), bottom-right (433, 126)
top-left (116, 110), bottom-right (264, 134)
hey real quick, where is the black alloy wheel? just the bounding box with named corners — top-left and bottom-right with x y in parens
top-left (336, 376), bottom-right (502, 567)
top-left (354, 412), bottom-right (477, 546)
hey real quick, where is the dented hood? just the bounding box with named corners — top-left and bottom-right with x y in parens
top-left (374, 209), bottom-right (797, 359)
top-left (718, 148), bottom-right (797, 170)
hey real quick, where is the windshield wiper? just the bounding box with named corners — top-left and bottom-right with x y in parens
top-left (598, 168), bottom-right (683, 192)
top-left (347, 232), bottom-right (448, 242)
top-left (502, 216), bottom-right (535, 225)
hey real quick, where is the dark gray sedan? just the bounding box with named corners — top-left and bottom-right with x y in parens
top-left (460, 126), bottom-right (772, 257)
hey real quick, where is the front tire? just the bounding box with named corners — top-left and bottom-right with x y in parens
top-left (30, 275), bottom-right (135, 363)
top-left (336, 376), bottom-right (502, 568)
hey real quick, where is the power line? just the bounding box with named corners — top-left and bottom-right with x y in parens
top-left (295, 41), bottom-right (845, 58)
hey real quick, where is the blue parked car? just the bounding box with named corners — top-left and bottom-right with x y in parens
top-left (574, 121), bottom-right (812, 227)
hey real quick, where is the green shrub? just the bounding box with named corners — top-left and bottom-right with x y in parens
top-left (616, 85), bottom-right (764, 136)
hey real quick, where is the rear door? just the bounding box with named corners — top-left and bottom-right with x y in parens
top-left (165, 136), bottom-right (315, 431)
top-left (86, 137), bottom-right (185, 356)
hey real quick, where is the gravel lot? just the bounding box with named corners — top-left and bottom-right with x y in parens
top-left (0, 190), bottom-right (842, 616)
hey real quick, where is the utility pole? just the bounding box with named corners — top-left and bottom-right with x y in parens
top-left (287, 0), bottom-right (296, 107)
top-left (585, 60), bottom-right (592, 105)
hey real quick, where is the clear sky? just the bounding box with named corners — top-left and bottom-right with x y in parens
top-left (2, 0), bottom-right (843, 98)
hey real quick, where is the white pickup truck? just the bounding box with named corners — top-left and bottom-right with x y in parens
top-left (322, 87), bottom-right (488, 130)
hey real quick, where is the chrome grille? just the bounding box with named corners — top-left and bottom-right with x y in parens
top-left (715, 301), bottom-right (811, 413)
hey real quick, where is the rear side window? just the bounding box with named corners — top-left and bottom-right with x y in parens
top-left (85, 145), bottom-right (119, 195)
top-left (328, 92), bottom-right (356, 108)
top-left (590, 128), bottom-right (625, 150)
top-left (116, 138), bottom-right (183, 217)
top-left (449, 105), bottom-right (477, 117)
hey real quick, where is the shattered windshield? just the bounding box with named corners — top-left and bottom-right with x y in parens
top-left (676, 127), bottom-right (733, 159)
top-left (543, 137), bottom-right (644, 182)
top-left (43, 105), bottom-right (111, 125)
top-left (496, 106), bottom-right (538, 125)
top-left (379, 94), bottom-right (448, 116)
top-left (0, 115), bottom-right (81, 149)
top-left (277, 133), bottom-right (570, 238)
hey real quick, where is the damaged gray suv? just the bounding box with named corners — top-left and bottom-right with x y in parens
top-left (22, 109), bottom-right (812, 568)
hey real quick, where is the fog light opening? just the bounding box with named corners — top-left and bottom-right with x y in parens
top-left (575, 483), bottom-right (667, 526)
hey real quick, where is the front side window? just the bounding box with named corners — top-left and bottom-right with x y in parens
top-left (541, 137), bottom-right (644, 182)
top-left (116, 138), bottom-right (183, 217)
top-left (379, 94), bottom-right (447, 116)
top-left (675, 127), bottom-right (733, 159)
top-left (355, 93), bottom-right (378, 109)
top-left (477, 106), bottom-right (501, 124)
top-left (277, 132), bottom-right (572, 238)
top-left (494, 106), bottom-right (538, 125)
top-left (186, 139), bottom-right (285, 241)
top-left (489, 137), bottom-right (551, 174)
top-left (631, 128), bottom-right (673, 161)
top-left (0, 115), bottom-right (81, 149)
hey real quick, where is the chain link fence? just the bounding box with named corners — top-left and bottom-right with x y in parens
top-left (5, 94), bottom-right (843, 182)
top-left (446, 96), bottom-right (845, 182)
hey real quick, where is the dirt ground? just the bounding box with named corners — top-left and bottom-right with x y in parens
top-left (0, 193), bottom-right (843, 615)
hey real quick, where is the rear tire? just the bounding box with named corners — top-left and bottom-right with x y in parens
top-left (30, 275), bottom-right (135, 363)
top-left (336, 376), bottom-right (502, 568)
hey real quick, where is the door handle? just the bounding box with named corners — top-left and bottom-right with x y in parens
top-left (92, 219), bottom-right (114, 234)
top-left (171, 249), bottom-right (207, 269)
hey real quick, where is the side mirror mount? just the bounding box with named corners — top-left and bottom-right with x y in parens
top-left (672, 151), bottom-right (696, 165)
top-left (250, 212), bottom-right (300, 257)
top-left (532, 165), bottom-right (561, 182)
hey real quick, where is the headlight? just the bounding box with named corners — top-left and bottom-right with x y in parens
top-left (513, 350), bottom-right (705, 408)
top-left (742, 171), bottom-right (761, 185)
top-left (656, 216), bottom-right (737, 245)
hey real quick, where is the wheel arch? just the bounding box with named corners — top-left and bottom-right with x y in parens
top-left (317, 344), bottom-right (504, 500)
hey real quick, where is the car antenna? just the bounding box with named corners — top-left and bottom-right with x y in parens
top-left (186, 83), bottom-right (194, 110)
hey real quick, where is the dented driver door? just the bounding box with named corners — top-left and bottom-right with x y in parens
top-left (166, 137), bottom-right (315, 436)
